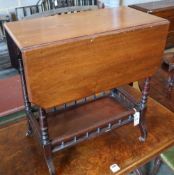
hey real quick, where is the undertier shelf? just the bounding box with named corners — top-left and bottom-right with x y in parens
top-left (46, 89), bottom-right (138, 152)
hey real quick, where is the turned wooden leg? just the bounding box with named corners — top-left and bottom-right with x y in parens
top-left (39, 108), bottom-right (56, 175)
top-left (138, 77), bottom-right (151, 142)
top-left (138, 107), bottom-right (147, 142)
top-left (18, 57), bottom-right (33, 136)
top-left (134, 168), bottom-right (144, 175)
top-left (150, 156), bottom-right (162, 175)
top-left (43, 144), bottom-right (56, 175)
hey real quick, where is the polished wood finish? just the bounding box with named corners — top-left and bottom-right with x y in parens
top-left (129, 0), bottom-right (174, 48)
top-left (4, 7), bottom-right (169, 108)
top-left (23, 24), bottom-right (168, 109)
top-left (4, 7), bottom-right (168, 49)
top-left (1, 86), bottom-right (174, 175)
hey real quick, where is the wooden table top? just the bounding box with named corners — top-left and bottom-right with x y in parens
top-left (0, 86), bottom-right (174, 175)
top-left (4, 7), bottom-right (167, 50)
top-left (129, 0), bottom-right (174, 13)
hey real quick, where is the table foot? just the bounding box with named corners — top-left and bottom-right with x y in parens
top-left (43, 144), bottom-right (56, 175)
top-left (26, 120), bottom-right (33, 137)
top-left (138, 122), bottom-right (147, 142)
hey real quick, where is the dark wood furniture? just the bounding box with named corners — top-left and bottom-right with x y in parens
top-left (139, 53), bottom-right (174, 112)
top-left (4, 7), bottom-right (169, 175)
top-left (129, 0), bottom-right (174, 48)
top-left (138, 53), bottom-right (174, 175)
top-left (163, 52), bottom-right (174, 93)
top-left (1, 86), bottom-right (174, 175)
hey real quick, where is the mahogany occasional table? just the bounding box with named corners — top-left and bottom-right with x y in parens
top-left (4, 7), bottom-right (169, 175)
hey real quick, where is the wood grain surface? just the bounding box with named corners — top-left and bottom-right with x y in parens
top-left (4, 7), bottom-right (168, 49)
top-left (23, 24), bottom-right (168, 109)
top-left (0, 86), bottom-right (174, 175)
top-left (4, 7), bottom-right (169, 109)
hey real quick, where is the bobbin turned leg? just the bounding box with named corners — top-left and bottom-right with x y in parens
top-left (39, 108), bottom-right (56, 175)
top-left (138, 77), bottom-right (151, 142)
top-left (18, 56), bottom-right (33, 137)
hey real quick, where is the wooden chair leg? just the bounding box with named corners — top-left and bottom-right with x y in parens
top-left (150, 156), bottom-right (162, 175)
top-left (39, 108), bottom-right (56, 175)
top-left (138, 77), bottom-right (151, 142)
top-left (134, 168), bottom-right (144, 175)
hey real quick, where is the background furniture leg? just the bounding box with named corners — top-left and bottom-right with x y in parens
top-left (150, 156), bottom-right (162, 175)
top-left (134, 168), bottom-right (144, 175)
top-left (39, 108), bottom-right (56, 175)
